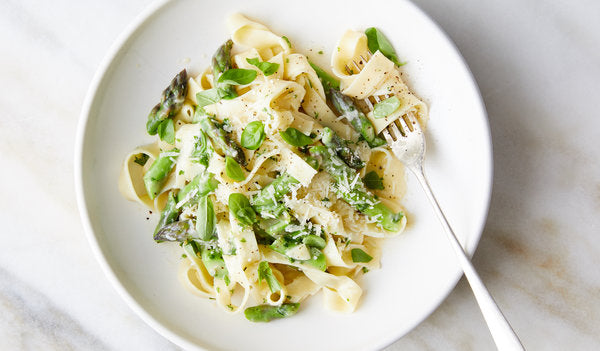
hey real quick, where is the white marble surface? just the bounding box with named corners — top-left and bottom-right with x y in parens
top-left (1, 0), bottom-right (599, 349)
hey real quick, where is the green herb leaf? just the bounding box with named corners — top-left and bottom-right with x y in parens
top-left (363, 171), bottom-right (384, 190)
top-left (217, 68), bottom-right (257, 85)
top-left (133, 153), bottom-right (149, 166)
top-left (279, 127), bottom-right (313, 147)
top-left (241, 121), bottom-right (266, 150)
top-left (351, 248), bottom-right (373, 263)
top-left (246, 58), bottom-right (280, 76)
top-left (365, 27), bottom-right (405, 66)
top-left (190, 131), bottom-right (211, 167)
top-left (196, 89), bottom-right (221, 107)
top-left (225, 156), bottom-right (245, 182)
top-left (281, 36), bottom-right (292, 48)
top-left (228, 193), bottom-right (257, 226)
top-left (258, 261), bottom-right (282, 293)
top-left (309, 62), bottom-right (340, 91)
top-left (157, 118), bottom-right (175, 144)
top-left (196, 196), bottom-right (216, 241)
top-left (373, 96), bottom-right (401, 119)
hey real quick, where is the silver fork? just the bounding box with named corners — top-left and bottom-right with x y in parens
top-left (383, 114), bottom-right (524, 350)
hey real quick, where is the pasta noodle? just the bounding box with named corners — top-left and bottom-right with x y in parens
top-left (118, 14), bottom-right (426, 321)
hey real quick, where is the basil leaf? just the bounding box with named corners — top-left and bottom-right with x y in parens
top-left (365, 27), bottom-right (405, 66)
top-left (351, 248), bottom-right (373, 263)
top-left (190, 131), bottom-right (211, 167)
top-left (363, 171), bottom-right (384, 190)
top-left (279, 127), bottom-right (313, 147)
top-left (373, 96), bottom-right (401, 119)
top-left (246, 58), bottom-right (280, 76)
top-left (228, 193), bottom-right (257, 226)
top-left (196, 89), bottom-right (221, 107)
top-left (309, 62), bottom-right (340, 91)
top-left (157, 118), bottom-right (175, 144)
top-left (258, 261), bottom-right (282, 293)
top-left (225, 156), bottom-right (246, 181)
top-left (241, 121), bottom-right (265, 150)
top-left (196, 195), bottom-right (216, 241)
top-left (133, 153), bottom-right (149, 166)
top-left (217, 68), bottom-right (257, 85)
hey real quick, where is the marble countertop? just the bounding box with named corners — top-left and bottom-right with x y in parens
top-left (1, 0), bottom-right (599, 349)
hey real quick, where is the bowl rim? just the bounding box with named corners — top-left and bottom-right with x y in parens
top-left (74, 0), bottom-right (493, 349)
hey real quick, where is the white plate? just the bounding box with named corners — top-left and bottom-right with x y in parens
top-left (75, 0), bottom-right (491, 350)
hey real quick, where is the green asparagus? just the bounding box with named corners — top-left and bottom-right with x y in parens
top-left (198, 115), bottom-right (247, 166)
top-left (251, 173), bottom-right (300, 217)
top-left (328, 88), bottom-right (386, 148)
top-left (146, 69), bottom-right (188, 135)
top-left (196, 195), bottom-right (216, 241)
top-left (183, 241), bottom-right (230, 284)
top-left (176, 172), bottom-right (219, 208)
top-left (154, 191), bottom-right (180, 236)
top-left (257, 261), bottom-right (282, 293)
top-left (309, 146), bottom-right (403, 232)
top-left (270, 236), bottom-right (327, 271)
top-left (244, 303), bottom-right (300, 322)
top-left (309, 62), bottom-right (340, 91)
top-left (143, 149), bottom-right (179, 199)
top-left (321, 127), bottom-right (365, 169)
top-left (212, 40), bottom-right (237, 100)
top-left (154, 220), bottom-right (194, 242)
top-left (302, 235), bottom-right (326, 249)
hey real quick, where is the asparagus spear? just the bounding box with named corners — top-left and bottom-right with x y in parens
top-left (244, 303), bottom-right (300, 322)
top-left (143, 149), bottom-right (179, 199)
top-left (146, 69), bottom-right (188, 135)
top-left (328, 89), bottom-right (386, 148)
top-left (309, 62), bottom-right (340, 91)
top-left (154, 191), bottom-right (180, 236)
top-left (309, 146), bottom-right (403, 232)
top-left (154, 220), bottom-right (194, 242)
top-left (212, 40), bottom-right (237, 100)
top-left (198, 115), bottom-right (247, 166)
top-left (251, 173), bottom-right (300, 217)
top-left (183, 241), bottom-right (230, 284)
top-left (321, 127), bottom-right (365, 169)
top-left (176, 171), bottom-right (219, 208)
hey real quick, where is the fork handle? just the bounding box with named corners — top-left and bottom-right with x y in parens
top-left (412, 168), bottom-right (524, 351)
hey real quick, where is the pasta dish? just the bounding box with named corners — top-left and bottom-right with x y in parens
top-left (119, 14), bottom-right (426, 322)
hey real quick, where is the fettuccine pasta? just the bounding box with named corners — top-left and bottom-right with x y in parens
top-left (119, 14), bottom-right (426, 322)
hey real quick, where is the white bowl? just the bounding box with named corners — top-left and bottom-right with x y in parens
top-left (75, 0), bottom-right (492, 350)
